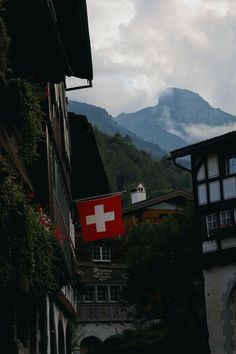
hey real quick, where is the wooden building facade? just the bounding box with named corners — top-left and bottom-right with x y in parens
top-left (74, 182), bottom-right (191, 354)
top-left (0, 1), bottom-right (93, 353)
top-left (170, 131), bottom-right (236, 354)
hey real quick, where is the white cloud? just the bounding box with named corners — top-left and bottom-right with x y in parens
top-left (67, 0), bottom-right (236, 119)
top-left (182, 122), bottom-right (236, 142)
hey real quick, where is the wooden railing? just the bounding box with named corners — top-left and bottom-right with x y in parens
top-left (77, 303), bottom-right (134, 322)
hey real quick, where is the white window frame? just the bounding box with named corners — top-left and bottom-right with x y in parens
top-left (92, 245), bottom-right (111, 262)
top-left (97, 285), bottom-right (108, 303)
top-left (83, 285), bottom-right (95, 303)
top-left (226, 156), bottom-right (236, 175)
top-left (206, 213), bottom-right (217, 236)
top-left (109, 285), bottom-right (121, 302)
top-left (82, 285), bottom-right (123, 303)
top-left (220, 210), bottom-right (231, 226)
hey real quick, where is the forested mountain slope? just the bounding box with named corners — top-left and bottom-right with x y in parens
top-left (93, 128), bottom-right (191, 205)
top-left (68, 100), bottom-right (165, 159)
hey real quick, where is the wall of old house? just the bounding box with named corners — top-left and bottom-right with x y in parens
top-left (203, 264), bottom-right (236, 354)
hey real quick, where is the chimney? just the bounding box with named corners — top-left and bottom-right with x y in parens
top-left (131, 183), bottom-right (146, 204)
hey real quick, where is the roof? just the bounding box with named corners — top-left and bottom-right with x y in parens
top-left (122, 189), bottom-right (192, 214)
top-left (169, 130), bottom-right (236, 159)
top-left (4, 0), bottom-right (93, 83)
top-left (69, 113), bottom-right (110, 200)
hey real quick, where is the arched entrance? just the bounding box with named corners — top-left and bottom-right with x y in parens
top-left (222, 279), bottom-right (236, 353)
top-left (80, 336), bottom-right (101, 354)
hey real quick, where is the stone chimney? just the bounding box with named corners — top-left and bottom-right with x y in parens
top-left (131, 183), bottom-right (146, 204)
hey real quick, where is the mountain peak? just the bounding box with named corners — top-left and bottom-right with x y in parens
top-left (116, 88), bottom-right (236, 150)
top-left (158, 87), bottom-right (203, 106)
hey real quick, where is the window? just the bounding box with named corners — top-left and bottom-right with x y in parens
top-left (220, 210), bottom-right (231, 226)
top-left (97, 286), bottom-right (108, 302)
top-left (92, 246), bottom-right (111, 262)
top-left (206, 214), bottom-right (217, 236)
top-left (82, 285), bottom-right (123, 303)
top-left (84, 286), bottom-right (95, 302)
top-left (110, 286), bottom-right (120, 302)
top-left (226, 157), bottom-right (236, 175)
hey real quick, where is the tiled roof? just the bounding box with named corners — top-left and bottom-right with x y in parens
top-left (123, 189), bottom-right (192, 214)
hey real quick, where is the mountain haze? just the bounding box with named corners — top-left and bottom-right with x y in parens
top-left (69, 88), bottom-right (236, 155)
top-left (68, 101), bottom-right (165, 159)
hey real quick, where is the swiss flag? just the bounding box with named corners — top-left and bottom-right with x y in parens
top-left (76, 194), bottom-right (124, 242)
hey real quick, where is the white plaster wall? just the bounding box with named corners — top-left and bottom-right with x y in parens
top-left (197, 163), bottom-right (205, 181)
top-left (46, 298), bottom-right (51, 354)
top-left (207, 154), bottom-right (219, 178)
top-left (223, 177), bottom-right (236, 200)
top-left (198, 184), bottom-right (207, 205)
top-left (203, 264), bottom-right (236, 354)
top-left (53, 301), bottom-right (68, 354)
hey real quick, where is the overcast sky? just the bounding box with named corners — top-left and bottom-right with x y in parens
top-left (67, 0), bottom-right (236, 118)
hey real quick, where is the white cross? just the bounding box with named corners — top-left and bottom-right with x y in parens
top-left (86, 204), bottom-right (115, 233)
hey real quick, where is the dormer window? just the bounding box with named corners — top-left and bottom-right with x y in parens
top-left (226, 156), bottom-right (236, 175)
top-left (92, 245), bottom-right (111, 262)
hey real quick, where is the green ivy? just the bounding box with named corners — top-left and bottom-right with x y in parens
top-left (0, 158), bottom-right (70, 297)
top-left (4, 78), bottom-right (45, 164)
top-left (0, 1), bottom-right (9, 77)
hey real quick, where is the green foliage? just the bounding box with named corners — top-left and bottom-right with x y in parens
top-left (15, 79), bottom-right (45, 164)
top-left (99, 325), bottom-right (167, 354)
top-left (94, 129), bottom-right (191, 205)
top-left (0, 3), bottom-right (9, 77)
top-left (124, 205), bottom-right (209, 353)
top-left (2, 78), bottom-right (45, 164)
top-left (0, 158), bottom-right (69, 297)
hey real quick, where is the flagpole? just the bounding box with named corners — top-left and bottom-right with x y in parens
top-left (72, 190), bottom-right (127, 203)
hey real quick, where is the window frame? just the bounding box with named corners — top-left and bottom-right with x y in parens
top-left (83, 285), bottom-right (95, 303)
top-left (220, 210), bottom-right (231, 226)
top-left (92, 245), bottom-right (111, 262)
top-left (109, 285), bottom-right (121, 302)
top-left (226, 156), bottom-right (236, 175)
top-left (206, 213), bottom-right (218, 236)
top-left (97, 285), bottom-right (108, 303)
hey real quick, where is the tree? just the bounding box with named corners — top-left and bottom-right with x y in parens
top-left (123, 204), bottom-right (210, 353)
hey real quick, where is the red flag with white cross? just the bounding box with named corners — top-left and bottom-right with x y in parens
top-left (76, 194), bottom-right (124, 242)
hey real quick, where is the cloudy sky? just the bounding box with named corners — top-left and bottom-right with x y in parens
top-left (67, 0), bottom-right (236, 119)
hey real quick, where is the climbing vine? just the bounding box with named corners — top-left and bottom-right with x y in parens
top-left (0, 0), bottom-right (9, 78)
top-left (0, 157), bottom-right (70, 297)
top-left (10, 78), bottom-right (45, 164)
top-left (0, 1), bottom-right (72, 298)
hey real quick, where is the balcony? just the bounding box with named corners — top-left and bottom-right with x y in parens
top-left (78, 304), bottom-right (134, 323)
top-left (209, 223), bottom-right (236, 239)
